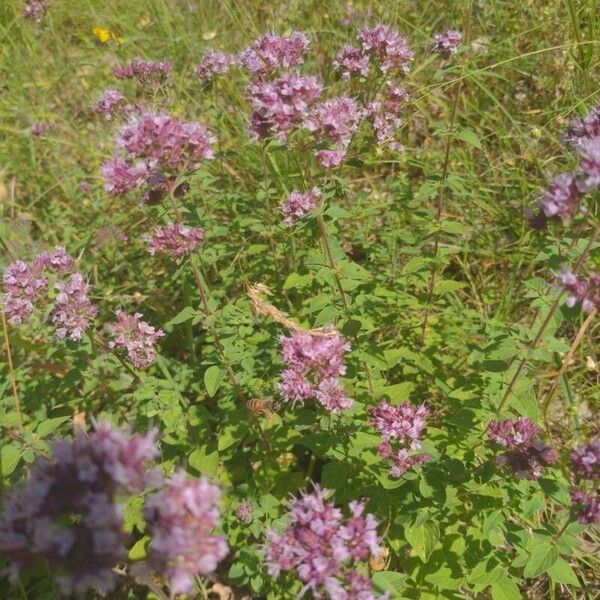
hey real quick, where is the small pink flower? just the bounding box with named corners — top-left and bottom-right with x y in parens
top-left (146, 222), bottom-right (204, 259)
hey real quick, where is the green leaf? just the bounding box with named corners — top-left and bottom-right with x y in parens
top-left (405, 520), bottom-right (439, 562)
top-left (188, 446), bottom-right (219, 475)
top-left (456, 128), bottom-right (482, 149)
top-left (36, 416), bottom-right (70, 438)
top-left (283, 272), bottom-right (313, 289)
top-left (128, 536), bottom-right (149, 560)
top-left (372, 571), bottom-right (407, 595)
top-left (382, 382), bottom-right (413, 404)
top-left (490, 578), bottom-right (521, 600)
top-left (433, 280), bottom-right (466, 295)
top-left (523, 542), bottom-right (558, 578)
top-left (204, 365), bottom-right (224, 397)
top-left (1, 445), bottom-right (21, 477)
top-left (165, 306), bottom-right (198, 328)
top-left (547, 557), bottom-right (580, 586)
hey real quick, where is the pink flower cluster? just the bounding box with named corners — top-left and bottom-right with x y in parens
top-left (103, 112), bottom-right (213, 197)
top-left (487, 418), bottom-right (557, 480)
top-left (107, 310), bottom-right (164, 369)
top-left (367, 83), bottom-right (409, 151)
top-left (571, 438), bottom-right (600, 479)
top-left (265, 485), bottom-right (385, 599)
top-left (571, 489), bottom-right (600, 524)
top-left (431, 29), bottom-right (462, 58)
top-left (21, 0), bottom-right (49, 22)
top-left (248, 73), bottom-right (322, 142)
top-left (113, 58), bottom-right (172, 86)
top-left (333, 45), bottom-right (370, 79)
top-left (570, 437), bottom-right (600, 524)
top-left (239, 32), bottom-right (309, 77)
top-left (281, 187), bottom-right (321, 225)
top-left (50, 273), bottom-right (99, 341)
top-left (0, 423), bottom-right (159, 596)
top-left (305, 97), bottom-right (362, 167)
top-left (235, 500), bottom-right (253, 524)
top-left (92, 89), bottom-right (127, 121)
top-left (567, 102), bottom-right (600, 147)
top-left (538, 134), bottom-right (600, 223)
top-left (2, 247), bottom-right (97, 341)
top-left (196, 49), bottom-right (237, 81)
top-left (558, 267), bottom-right (600, 312)
top-left (144, 472), bottom-right (229, 596)
top-left (278, 330), bottom-right (352, 413)
top-left (370, 400), bottom-right (431, 478)
top-left (31, 121), bottom-right (48, 137)
top-left (358, 24), bottom-right (414, 74)
top-left (146, 222), bottom-right (204, 259)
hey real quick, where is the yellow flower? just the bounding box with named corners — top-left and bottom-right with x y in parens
top-left (92, 27), bottom-right (112, 44)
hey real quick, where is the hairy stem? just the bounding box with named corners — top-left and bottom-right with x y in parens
top-left (421, 0), bottom-right (474, 342)
top-left (317, 213), bottom-right (349, 310)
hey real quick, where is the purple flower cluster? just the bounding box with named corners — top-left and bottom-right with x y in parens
top-left (196, 49), bottom-right (237, 81)
top-left (236, 500), bottom-right (253, 524)
top-left (92, 89), bottom-right (126, 121)
top-left (487, 418), bottom-right (557, 480)
top-left (538, 129), bottom-right (600, 222)
top-left (368, 83), bottom-right (409, 151)
top-left (567, 102), bottom-right (600, 147)
top-left (239, 32), bottom-right (309, 77)
top-left (281, 186), bottom-right (321, 225)
top-left (146, 222), bottom-right (204, 259)
top-left (107, 310), bottom-right (164, 368)
top-left (50, 273), bottom-right (99, 341)
top-left (103, 112), bottom-right (213, 197)
top-left (333, 45), bottom-right (370, 80)
top-left (358, 24), bottom-right (413, 74)
top-left (570, 437), bottom-right (600, 524)
top-left (248, 73), bottom-right (322, 142)
top-left (265, 485), bottom-right (385, 599)
top-left (278, 330), bottom-right (352, 412)
top-left (31, 121), bottom-right (48, 137)
top-left (432, 29), bottom-right (462, 58)
top-left (570, 489), bottom-right (600, 524)
top-left (113, 58), bottom-right (172, 86)
top-left (144, 472), bottom-right (228, 596)
top-left (305, 97), bottom-right (362, 167)
top-left (2, 247), bottom-right (93, 341)
top-left (22, 0), bottom-right (49, 22)
top-left (370, 400), bottom-right (431, 478)
top-left (0, 423), bottom-right (159, 595)
top-left (571, 438), bottom-right (600, 479)
top-left (558, 267), bottom-right (600, 312)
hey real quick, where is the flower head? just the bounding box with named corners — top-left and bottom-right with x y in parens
top-left (358, 24), bottom-right (413, 74)
top-left (2, 259), bottom-right (48, 324)
top-left (107, 310), bottom-right (164, 369)
top-left (22, 0), bottom-right (49, 22)
top-left (487, 418), bottom-right (557, 479)
top-left (239, 32), bottom-right (309, 77)
top-left (0, 423), bottom-right (159, 595)
top-left (578, 137), bottom-right (600, 192)
top-left (31, 122), bottom-right (48, 137)
top-left (196, 50), bottom-right (237, 81)
top-left (571, 438), bottom-right (600, 479)
top-left (146, 222), bottom-right (204, 259)
top-left (144, 472), bottom-right (228, 595)
top-left (235, 500), bottom-right (254, 524)
top-left (278, 330), bottom-right (352, 412)
top-left (281, 187), bottom-right (321, 225)
top-left (566, 103), bottom-right (600, 147)
top-left (92, 89), bottom-right (126, 121)
top-left (50, 273), bottom-right (98, 341)
top-left (367, 82), bottom-right (409, 151)
top-left (113, 58), bottom-right (172, 86)
top-left (539, 173), bottom-right (584, 220)
top-left (558, 267), bottom-right (600, 312)
top-left (432, 29), bottom-right (462, 58)
top-left (571, 489), bottom-right (600, 524)
top-left (265, 485), bottom-right (384, 598)
top-left (248, 73), bottom-right (322, 142)
top-left (333, 45), bottom-right (370, 79)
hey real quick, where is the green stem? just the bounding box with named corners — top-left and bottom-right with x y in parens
top-left (317, 213), bottom-right (349, 310)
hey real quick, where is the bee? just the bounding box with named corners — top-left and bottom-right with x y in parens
top-left (369, 547), bottom-right (390, 572)
top-left (247, 397), bottom-right (277, 420)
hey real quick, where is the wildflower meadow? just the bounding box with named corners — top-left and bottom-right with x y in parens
top-left (1, 0), bottom-right (600, 598)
